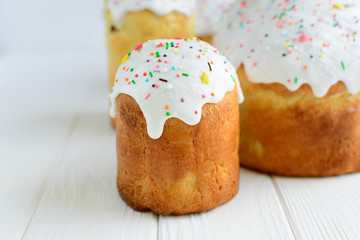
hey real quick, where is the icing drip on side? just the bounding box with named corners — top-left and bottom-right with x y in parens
top-left (109, 39), bottom-right (243, 139)
top-left (214, 0), bottom-right (360, 97)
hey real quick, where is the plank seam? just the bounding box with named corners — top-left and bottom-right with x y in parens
top-left (270, 176), bottom-right (301, 240)
top-left (21, 115), bottom-right (80, 240)
top-left (157, 215), bottom-right (160, 240)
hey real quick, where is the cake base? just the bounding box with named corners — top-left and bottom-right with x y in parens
top-left (238, 66), bottom-right (360, 176)
top-left (115, 88), bottom-right (239, 215)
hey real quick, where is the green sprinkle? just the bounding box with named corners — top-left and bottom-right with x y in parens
top-left (299, 25), bottom-right (304, 28)
top-left (182, 73), bottom-right (189, 77)
top-left (166, 43), bottom-right (169, 49)
top-left (341, 61), bottom-right (346, 70)
top-left (279, 12), bottom-right (285, 19)
top-left (132, 80), bottom-right (136, 84)
top-left (156, 51), bottom-right (160, 57)
top-left (149, 72), bottom-right (153, 78)
top-left (288, 45), bottom-right (294, 48)
top-left (231, 75), bottom-right (235, 82)
top-left (166, 112), bottom-right (170, 116)
top-left (130, 68), bottom-right (134, 72)
top-left (295, 77), bottom-right (298, 84)
top-left (128, 52), bottom-right (131, 56)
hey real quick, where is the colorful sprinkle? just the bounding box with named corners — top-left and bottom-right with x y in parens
top-left (200, 72), bottom-right (210, 84)
top-left (134, 43), bottom-right (143, 51)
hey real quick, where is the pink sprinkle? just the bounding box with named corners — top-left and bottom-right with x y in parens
top-left (288, 50), bottom-right (293, 54)
top-left (127, 82), bottom-right (131, 85)
top-left (174, 37), bottom-right (183, 40)
top-left (287, 79), bottom-right (291, 83)
top-left (155, 84), bottom-right (159, 88)
top-left (134, 43), bottom-right (143, 51)
top-left (176, 74), bottom-right (180, 78)
top-left (299, 34), bottom-right (309, 43)
top-left (245, 73), bottom-right (248, 78)
top-left (145, 93), bottom-right (151, 100)
top-left (202, 95), bottom-right (205, 98)
top-left (253, 62), bottom-right (257, 66)
top-left (159, 43), bottom-right (164, 47)
top-left (164, 60), bottom-right (168, 64)
top-left (197, 55), bottom-right (201, 58)
top-left (156, 65), bottom-right (160, 68)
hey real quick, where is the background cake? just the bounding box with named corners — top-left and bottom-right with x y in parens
top-left (214, 0), bottom-right (360, 176)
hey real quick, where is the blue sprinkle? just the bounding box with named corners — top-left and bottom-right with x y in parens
top-left (284, 33), bottom-right (289, 37)
top-left (145, 79), bottom-right (149, 82)
top-left (171, 66), bottom-right (176, 70)
top-left (240, 25), bottom-right (245, 29)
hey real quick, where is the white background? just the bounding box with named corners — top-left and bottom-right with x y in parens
top-left (0, 0), bottom-right (105, 54)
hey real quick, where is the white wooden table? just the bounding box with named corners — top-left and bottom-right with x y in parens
top-left (1, 52), bottom-right (360, 240)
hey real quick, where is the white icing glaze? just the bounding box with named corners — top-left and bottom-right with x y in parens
top-left (214, 0), bottom-right (360, 97)
top-left (196, 0), bottom-right (234, 36)
top-left (105, 0), bottom-right (195, 25)
top-left (109, 39), bottom-right (243, 139)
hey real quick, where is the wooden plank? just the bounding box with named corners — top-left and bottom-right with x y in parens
top-left (274, 174), bottom-right (360, 240)
top-left (0, 53), bottom-right (106, 239)
top-left (23, 72), bottom-right (158, 240)
top-left (159, 168), bottom-right (295, 240)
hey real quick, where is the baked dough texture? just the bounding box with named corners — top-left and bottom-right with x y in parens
top-left (115, 87), bottom-right (239, 215)
top-left (237, 66), bottom-right (360, 176)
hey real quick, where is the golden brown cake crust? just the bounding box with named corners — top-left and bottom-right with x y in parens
top-left (105, 10), bottom-right (196, 127)
top-left (115, 87), bottom-right (239, 215)
top-left (238, 66), bottom-right (360, 176)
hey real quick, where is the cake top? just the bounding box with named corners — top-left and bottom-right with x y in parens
top-left (195, 0), bottom-right (234, 36)
top-left (214, 0), bottom-right (360, 97)
top-left (109, 38), bottom-right (243, 139)
top-left (105, 0), bottom-right (195, 24)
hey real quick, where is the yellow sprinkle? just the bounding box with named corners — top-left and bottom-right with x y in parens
top-left (203, 53), bottom-right (206, 55)
top-left (344, 46), bottom-right (348, 49)
top-left (121, 54), bottom-right (129, 64)
top-left (191, 37), bottom-right (198, 40)
top-left (285, 45), bottom-right (289, 48)
top-left (175, 51), bottom-right (179, 54)
top-left (334, 3), bottom-right (343, 9)
top-left (103, 2), bottom-right (108, 8)
top-left (200, 72), bottom-right (210, 84)
top-left (319, 54), bottom-right (323, 58)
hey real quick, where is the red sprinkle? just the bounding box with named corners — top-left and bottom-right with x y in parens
top-left (299, 34), bottom-right (309, 42)
top-left (134, 43), bottom-right (143, 51)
